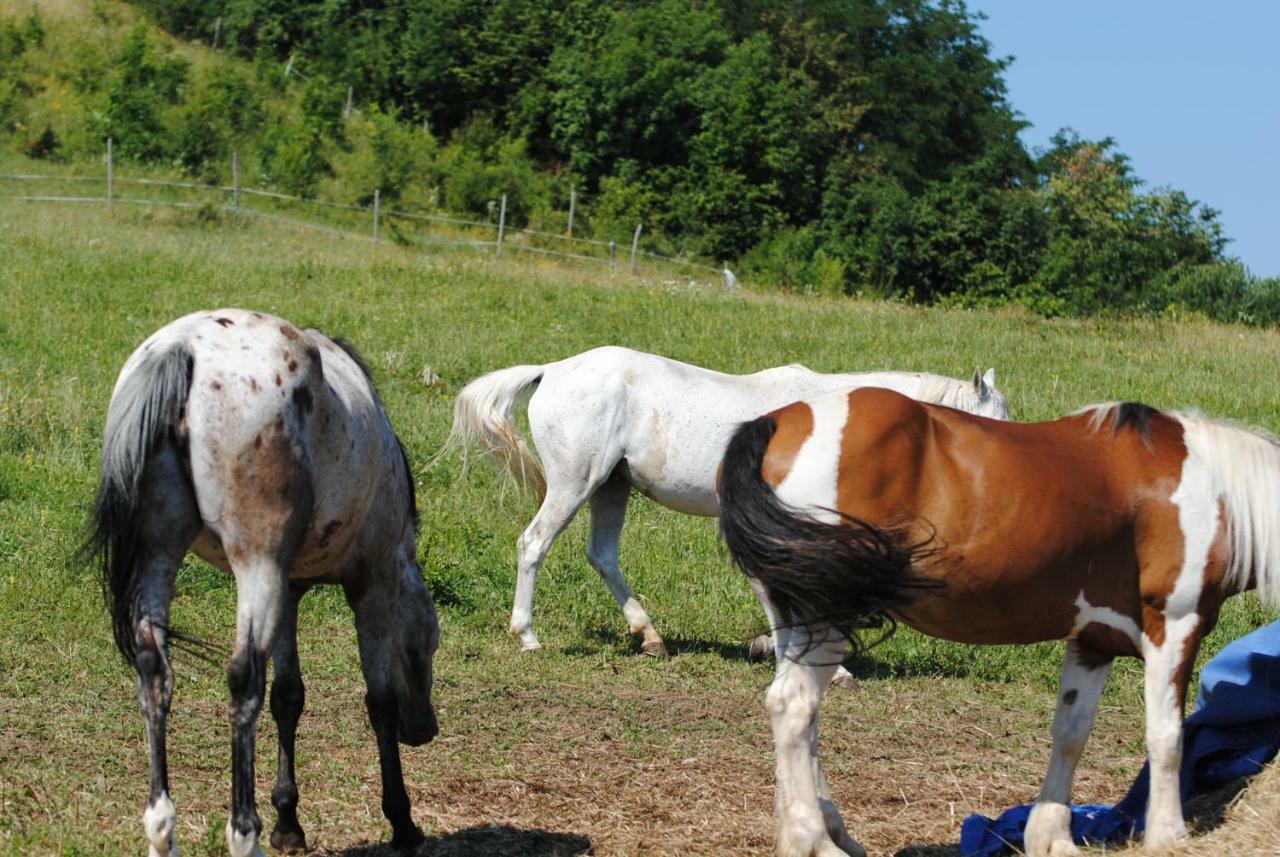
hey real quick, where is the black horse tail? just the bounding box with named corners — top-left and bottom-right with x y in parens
top-left (717, 415), bottom-right (939, 651)
top-left (83, 341), bottom-right (195, 663)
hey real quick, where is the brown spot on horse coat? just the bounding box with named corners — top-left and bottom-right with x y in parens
top-left (280, 324), bottom-right (300, 340)
top-left (249, 377), bottom-right (260, 393)
top-left (275, 374), bottom-right (283, 387)
top-left (212, 381), bottom-right (223, 391)
top-left (215, 317), bottom-right (235, 328)
top-left (288, 360), bottom-right (299, 373)
top-left (761, 402), bottom-right (815, 488)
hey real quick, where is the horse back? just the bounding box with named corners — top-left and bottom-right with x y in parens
top-left (168, 310), bottom-right (405, 580)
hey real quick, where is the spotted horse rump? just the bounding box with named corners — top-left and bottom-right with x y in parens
top-left (85, 309), bottom-right (440, 857)
top-left (717, 386), bottom-right (1279, 857)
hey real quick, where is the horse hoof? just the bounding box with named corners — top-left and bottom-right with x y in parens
top-left (268, 826), bottom-right (307, 853)
top-left (641, 639), bottom-right (669, 657)
top-left (747, 633), bottom-right (773, 661)
top-left (391, 823), bottom-right (426, 852)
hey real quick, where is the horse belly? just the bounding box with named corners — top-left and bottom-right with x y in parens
top-left (893, 562), bottom-right (1084, 646)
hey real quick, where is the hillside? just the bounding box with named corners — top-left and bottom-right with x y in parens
top-left (3, 0), bottom-right (1278, 320)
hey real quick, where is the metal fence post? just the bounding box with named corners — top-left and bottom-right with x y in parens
top-left (496, 194), bottom-right (507, 257)
top-left (629, 223), bottom-right (643, 275)
top-left (106, 138), bottom-right (114, 213)
top-left (372, 188), bottom-right (381, 244)
top-left (231, 152), bottom-right (240, 210)
top-left (567, 184), bottom-right (576, 238)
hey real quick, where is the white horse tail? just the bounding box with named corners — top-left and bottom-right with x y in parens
top-left (84, 341), bottom-right (195, 663)
top-left (445, 363), bottom-right (548, 503)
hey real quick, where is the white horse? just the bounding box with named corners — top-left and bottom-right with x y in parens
top-left (85, 309), bottom-right (439, 857)
top-left (447, 346), bottom-right (1009, 658)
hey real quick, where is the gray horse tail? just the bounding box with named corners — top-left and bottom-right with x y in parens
top-left (84, 341), bottom-right (195, 663)
top-left (442, 363), bottom-right (548, 504)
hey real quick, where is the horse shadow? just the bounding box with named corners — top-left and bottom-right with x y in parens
top-left (561, 624), bottom-right (754, 662)
top-left (334, 825), bottom-right (592, 856)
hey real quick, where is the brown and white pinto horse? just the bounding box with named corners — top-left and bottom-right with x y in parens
top-left (717, 386), bottom-right (1279, 857)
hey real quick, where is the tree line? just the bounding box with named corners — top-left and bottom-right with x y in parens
top-left (3, 1), bottom-right (1276, 322)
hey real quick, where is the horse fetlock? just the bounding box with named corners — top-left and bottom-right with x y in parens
top-left (509, 622), bottom-right (542, 651)
top-left (1142, 814), bottom-right (1188, 849)
top-left (1026, 803), bottom-right (1077, 857)
top-left (225, 819), bottom-right (266, 857)
top-left (639, 627), bottom-right (669, 657)
top-left (268, 822), bottom-right (307, 854)
top-left (748, 632), bottom-right (774, 661)
top-left (777, 829), bottom-right (859, 857)
top-left (143, 792), bottom-right (178, 857)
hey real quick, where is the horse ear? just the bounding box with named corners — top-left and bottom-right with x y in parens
top-left (982, 368), bottom-right (996, 388)
top-left (971, 367), bottom-right (983, 390)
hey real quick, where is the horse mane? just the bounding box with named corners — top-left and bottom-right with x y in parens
top-left (1077, 401), bottom-right (1160, 446)
top-left (305, 328), bottom-right (419, 533)
top-left (1174, 410), bottom-right (1280, 605)
top-left (915, 373), bottom-right (980, 412)
top-left (327, 335), bottom-right (375, 381)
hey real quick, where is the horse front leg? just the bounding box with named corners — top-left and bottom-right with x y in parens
top-left (1141, 614), bottom-right (1203, 849)
top-left (225, 563), bottom-right (290, 857)
top-left (768, 624), bottom-right (863, 857)
top-left (1025, 641), bottom-right (1113, 857)
top-left (267, 585), bottom-right (308, 853)
top-left (347, 581), bottom-right (426, 851)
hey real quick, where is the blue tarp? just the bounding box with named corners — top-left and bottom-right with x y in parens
top-left (960, 621), bottom-right (1280, 857)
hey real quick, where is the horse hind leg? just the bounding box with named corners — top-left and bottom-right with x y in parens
top-left (587, 470), bottom-right (666, 656)
top-left (132, 443), bottom-right (202, 857)
top-left (267, 585), bottom-right (308, 853)
top-left (769, 624), bottom-right (864, 857)
top-left (1025, 641), bottom-right (1113, 857)
top-left (510, 480), bottom-right (595, 651)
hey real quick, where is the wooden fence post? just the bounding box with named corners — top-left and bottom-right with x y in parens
top-left (629, 223), bottom-right (643, 275)
top-left (609, 240), bottom-right (617, 270)
top-left (345, 86), bottom-right (354, 118)
top-left (231, 152), bottom-right (240, 209)
top-left (372, 188), bottom-right (381, 244)
top-left (496, 194), bottom-right (508, 257)
top-left (567, 184), bottom-right (576, 238)
top-left (106, 138), bottom-right (114, 213)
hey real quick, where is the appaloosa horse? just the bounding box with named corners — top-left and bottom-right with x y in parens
top-left (85, 309), bottom-right (438, 857)
top-left (447, 346), bottom-right (1008, 659)
top-left (718, 386), bottom-right (1278, 857)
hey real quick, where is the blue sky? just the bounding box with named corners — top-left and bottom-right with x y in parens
top-left (969, 2), bottom-right (1279, 276)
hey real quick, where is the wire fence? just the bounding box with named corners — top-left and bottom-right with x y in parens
top-left (0, 141), bottom-right (735, 287)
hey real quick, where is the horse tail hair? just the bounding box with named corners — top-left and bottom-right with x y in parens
top-left (83, 341), bottom-right (195, 664)
top-left (442, 363), bottom-right (548, 504)
top-left (717, 415), bottom-right (940, 651)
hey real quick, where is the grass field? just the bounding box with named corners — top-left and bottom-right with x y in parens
top-left (1, 200), bottom-right (1277, 856)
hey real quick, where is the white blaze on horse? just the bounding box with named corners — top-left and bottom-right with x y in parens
top-left (717, 386), bottom-right (1280, 857)
top-left (84, 309), bottom-right (439, 857)
top-left (446, 345), bottom-right (1008, 659)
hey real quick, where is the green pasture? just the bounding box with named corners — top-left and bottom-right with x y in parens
top-left (1, 201), bottom-right (1275, 855)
